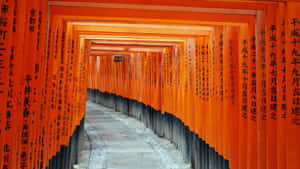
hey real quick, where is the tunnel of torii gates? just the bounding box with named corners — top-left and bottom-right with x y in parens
top-left (0, 0), bottom-right (300, 169)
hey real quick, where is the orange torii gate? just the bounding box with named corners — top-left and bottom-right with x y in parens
top-left (0, 0), bottom-right (299, 169)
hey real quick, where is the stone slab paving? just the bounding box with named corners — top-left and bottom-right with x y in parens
top-left (80, 101), bottom-right (191, 169)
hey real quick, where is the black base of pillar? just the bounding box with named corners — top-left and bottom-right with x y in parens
top-left (46, 117), bottom-right (85, 169)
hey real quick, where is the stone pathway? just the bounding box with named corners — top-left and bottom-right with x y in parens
top-left (80, 101), bottom-right (191, 169)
